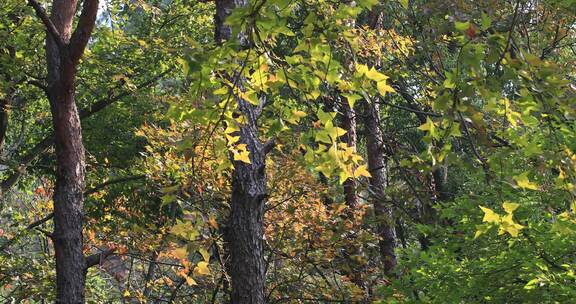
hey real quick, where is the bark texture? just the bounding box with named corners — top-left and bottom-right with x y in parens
top-left (36, 0), bottom-right (99, 302)
top-left (227, 105), bottom-right (267, 303)
top-left (363, 100), bottom-right (397, 274)
top-left (215, 0), bottom-right (268, 302)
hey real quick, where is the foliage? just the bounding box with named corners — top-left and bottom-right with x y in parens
top-left (0, 0), bottom-right (575, 303)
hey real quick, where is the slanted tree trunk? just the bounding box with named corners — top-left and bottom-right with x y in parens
top-left (362, 100), bottom-right (397, 274)
top-left (215, 0), bottom-right (269, 302)
top-left (30, 0), bottom-right (99, 302)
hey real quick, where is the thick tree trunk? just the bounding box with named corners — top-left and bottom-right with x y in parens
top-left (228, 107), bottom-right (267, 303)
top-left (46, 4), bottom-right (86, 303)
top-left (363, 100), bottom-right (397, 274)
top-left (215, 0), bottom-right (268, 302)
top-left (49, 76), bottom-right (87, 304)
top-left (35, 0), bottom-right (99, 302)
top-left (341, 99), bottom-right (358, 208)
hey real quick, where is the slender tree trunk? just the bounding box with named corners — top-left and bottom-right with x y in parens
top-left (362, 100), bottom-right (397, 274)
top-left (341, 99), bottom-right (358, 208)
top-left (215, 0), bottom-right (268, 302)
top-left (32, 0), bottom-right (99, 302)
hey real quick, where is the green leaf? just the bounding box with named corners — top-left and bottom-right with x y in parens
top-left (455, 21), bottom-right (471, 32)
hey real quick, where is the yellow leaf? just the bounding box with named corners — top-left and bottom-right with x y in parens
top-left (185, 276), bottom-right (197, 286)
top-left (479, 206), bottom-right (500, 224)
top-left (343, 93), bottom-right (362, 108)
top-left (417, 117), bottom-right (437, 138)
top-left (292, 110), bottom-right (307, 118)
top-left (172, 247), bottom-right (188, 260)
top-left (334, 203), bottom-right (347, 214)
top-left (194, 261), bottom-right (210, 275)
top-left (365, 67), bottom-right (389, 82)
top-left (233, 149), bottom-right (251, 164)
top-left (355, 63), bottom-right (369, 76)
top-left (224, 125), bottom-right (239, 134)
top-left (513, 172), bottom-right (539, 190)
top-left (558, 167), bottom-right (566, 180)
top-left (213, 86), bottom-right (229, 95)
top-left (123, 290), bottom-right (131, 297)
top-left (199, 248), bottom-right (210, 262)
top-left (500, 214), bottom-right (524, 237)
top-left (339, 168), bottom-right (353, 184)
top-left (226, 134), bottom-right (240, 145)
top-left (377, 81), bottom-right (396, 96)
top-left (354, 165), bottom-right (372, 178)
top-left (241, 90), bottom-right (260, 105)
top-left (503, 201), bottom-right (520, 214)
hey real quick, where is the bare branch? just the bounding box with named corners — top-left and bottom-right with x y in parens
top-left (84, 175), bottom-right (145, 195)
top-left (85, 247), bottom-right (116, 269)
top-left (27, 0), bottom-right (65, 48)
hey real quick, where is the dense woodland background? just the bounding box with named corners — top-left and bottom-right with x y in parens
top-left (0, 0), bottom-right (575, 303)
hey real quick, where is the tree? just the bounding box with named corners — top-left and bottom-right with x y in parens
top-left (1, 0), bottom-right (575, 303)
top-left (215, 0), bottom-right (271, 302)
top-left (28, 0), bottom-right (100, 302)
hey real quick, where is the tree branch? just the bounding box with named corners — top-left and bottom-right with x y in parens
top-left (27, 0), bottom-right (65, 48)
top-left (0, 68), bottom-right (172, 196)
top-left (84, 175), bottom-right (145, 195)
top-left (85, 247), bottom-right (116, 269)
top-left (262, 137), bottom-right (276, 155)
top-left (0, 213), bottom-right (54, 252)
top-left (0, 174), bottom-right (145, 252)
top-left (69, 0), bottom-right (99, 64)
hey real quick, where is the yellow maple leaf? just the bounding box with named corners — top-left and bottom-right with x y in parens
top-left (365, 67), bottom-right (389, 82)
top-left (198, 248), bottom-right (210, 262)
top-left (479, 206), bottom-right (500, 224)
top-left (194, 261), bottom-right (210, 275)
top-left (353, 165), bottom-right (372, 178)
top-left (339, 167), bottom-right (353, 184)
top-left (499, 214), bottom-right (524, 237)
top-left (233, 150), bottom-right (251, 164)
top-left (377, 81), bottom-right (396, 96)
top-left (513, 172), bottom-right (539, 190)
top-left (172, 247), bottom-right (188, 260)
top-left (503, 201), bottom-right (520, 214)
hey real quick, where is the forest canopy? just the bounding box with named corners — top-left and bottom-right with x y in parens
top-left (0, 0), bottom-right (575, 303)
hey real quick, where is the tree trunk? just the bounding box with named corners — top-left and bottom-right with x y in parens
top-left (362, 100), bottom-right (397, 274)
top-left (35, 0), bottom-right (99, 302)
top-left (228, 112), bottom-right (267, 303)
top-left (341, 99), bottom-right (358, 208)
top-left (215, 0), bottom-right (268, 302)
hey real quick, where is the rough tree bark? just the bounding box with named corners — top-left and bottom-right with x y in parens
top-left (363, 100), bottom-right (397, 274)
top-left (29, 0), bottom-right (99, 302)
top-left (215, 0), bottom-right (269, 302)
